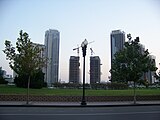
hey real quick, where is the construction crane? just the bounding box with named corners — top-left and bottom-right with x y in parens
top-left (73, 45), bottom-right (80, 56)
top-left (90, 48), bottom-right (95, 56)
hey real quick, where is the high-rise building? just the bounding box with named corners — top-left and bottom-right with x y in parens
top-left (139, 44), bottom-right (157, 84)
top-left (45, 29), bottom-right (60, 86)
top-left (69, 56), bottom-right (80, 83)
top-left (90, 56), bottom-right (101, 83)
top-left (110, 30), bottom-right (125, 64)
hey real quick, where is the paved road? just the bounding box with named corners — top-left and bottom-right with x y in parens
top-left (0, 106), bottom-right (160, 120)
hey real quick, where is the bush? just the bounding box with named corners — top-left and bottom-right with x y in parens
top-left (90, 83), bottom-right (107, 90)
top-left (107, 83), bottom-right (128, 90)
top-left (30, 70), bottom-right (44, 89)
top-left (14, 75), bottom-right (28, 88)
top-left (14, 70), bottom-right (45, 89)
top-left (53, 83), bottom-right (82, 89)
top-left (0, 76), bottom-right (8, 84)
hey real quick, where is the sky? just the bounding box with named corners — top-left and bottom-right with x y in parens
top-left (0, 0), bottom-right (160, 83)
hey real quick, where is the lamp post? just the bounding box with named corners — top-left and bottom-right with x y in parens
top-left (81, 39), bottom-right (88, 105)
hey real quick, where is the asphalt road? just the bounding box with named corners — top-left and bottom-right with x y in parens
top-left (0, 106), bottom-right (160, 120)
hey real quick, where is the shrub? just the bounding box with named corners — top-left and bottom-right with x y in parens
top-left (14, 70), bottom-right (45, 89)
top-left (107, 83), bottom-right (128, 90)
top-left (0, 76), bottom-right (8, 84)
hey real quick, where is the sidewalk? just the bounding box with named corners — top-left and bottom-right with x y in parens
top-left (0, 101), bottom-right (160, 107)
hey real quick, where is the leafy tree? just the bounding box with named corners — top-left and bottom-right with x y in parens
top-left (110, 34), bottom-right (157, 83)
top-left (3, 30), bottom-right (47, 104)
top-left (110, 34), bottom-right (157, 103)
top-left (3, 30), bottom-right (46, 77)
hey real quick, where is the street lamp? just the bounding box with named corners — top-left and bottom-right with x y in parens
top-left (81, 39), bottom-right (88, 105)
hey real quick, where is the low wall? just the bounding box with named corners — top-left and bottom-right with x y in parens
top-left (0, 95), bottom-right (160, 102)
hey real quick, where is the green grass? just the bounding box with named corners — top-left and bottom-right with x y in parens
top-left (0, 85), bottom-right (160, 96)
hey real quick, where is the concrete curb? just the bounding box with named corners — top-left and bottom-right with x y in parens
top-left (1, 102), bottom-right (160, 107)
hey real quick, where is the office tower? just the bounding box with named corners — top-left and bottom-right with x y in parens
top-left (110, 30), bottom-right (125, 64)
top-left (69, 56), bottom-right (80, 83)
top-left (90, 56), bottom-right (101, 83)
top-left (139, 44), bottom-right (157, 84)
top-left (143, 55), bottom-right (156, 84)
top-left (45, 29), bottom-right (60, 86)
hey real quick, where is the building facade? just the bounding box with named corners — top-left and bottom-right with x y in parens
top-left (69, 56), bottom-right (80, 83)
top-left (90, 56), bottom-right (101, 83)
top-left (143, 55), bottom-right (157, 84)
top-left (110, 30), bottom-right (125, 64)
top-left (45, 29), bottom-right (60, 86)
top-left (139, 44), bottom-right (157, 84)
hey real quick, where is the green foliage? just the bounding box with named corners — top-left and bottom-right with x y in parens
top-left (107, 83), bottom-right (128, 90)
top-left (30, 70), bottom-right (45, 89)
top-left (3, 30), bottom-right (46, 76)
top-left (90, 83), bottom-right (106, 90)
top-left (14, 69), bottom-right (44, 89)
top-left (14, 75), bottom-right (28, 88)
top-left (90, 83), bottom-right (128, 90)
top-left (0, 76), bottom-right (8, 84)
top-left (3, 30), bottom-right (47, 88)
top-left (53, 83), bottom-right (82, 89)
top-left (52, 83), bottom-right (128, 90)
top-left (110, 34), bottom-right (157, 83)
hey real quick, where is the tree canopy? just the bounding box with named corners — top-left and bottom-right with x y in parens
top-left (3, 30), bottom-right (46, 76)
top-left (110, 34), bottom-right (157, 84)
top-left (3, 30), bottom-right (47, 88)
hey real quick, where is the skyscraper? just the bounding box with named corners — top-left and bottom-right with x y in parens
top-left (110, 30), bottom-right (125, 65)
top-left (146, 55), bottom-right (156, 84)
top-left (69, 56), bottom-right (80, 83)
top-left (45, 29), bottom-right (60, 86)
top-left (138, 43), bottom-right (157, 84)
top-left (90, 56), bottom-right (101, 84)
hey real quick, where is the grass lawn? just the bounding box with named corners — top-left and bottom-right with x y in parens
top-left (0, 85), bottom-right (160, 96)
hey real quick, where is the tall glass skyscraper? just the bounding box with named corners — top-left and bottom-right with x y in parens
top-left (110, 30), bottom-right (125, 64)
top-left (45, 29), bottom-right (60, 86)
top-left (110, 30), bottom-right (125, 82)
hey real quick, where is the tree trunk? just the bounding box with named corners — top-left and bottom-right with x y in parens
top-left (133, 81), bottom-right (136, 104)
top-left (26, 75), bottom-right (30, 105)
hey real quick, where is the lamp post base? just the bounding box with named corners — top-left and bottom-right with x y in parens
top-left (81, 100), bottom-right (87, 105)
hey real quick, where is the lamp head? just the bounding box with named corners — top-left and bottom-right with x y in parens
top-left (81, 39), bottom-right (88, 47)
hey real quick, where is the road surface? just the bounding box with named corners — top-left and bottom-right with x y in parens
top-left (0, 106), bottom-right (160, 120)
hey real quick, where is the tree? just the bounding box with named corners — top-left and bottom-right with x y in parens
top-left (110, 34), bottom-right (157, 103)
top-left (3, 30), bottom-right (47, 104)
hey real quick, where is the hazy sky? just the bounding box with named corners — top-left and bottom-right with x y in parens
top-left (0, 0), bottom-right (160, 83)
